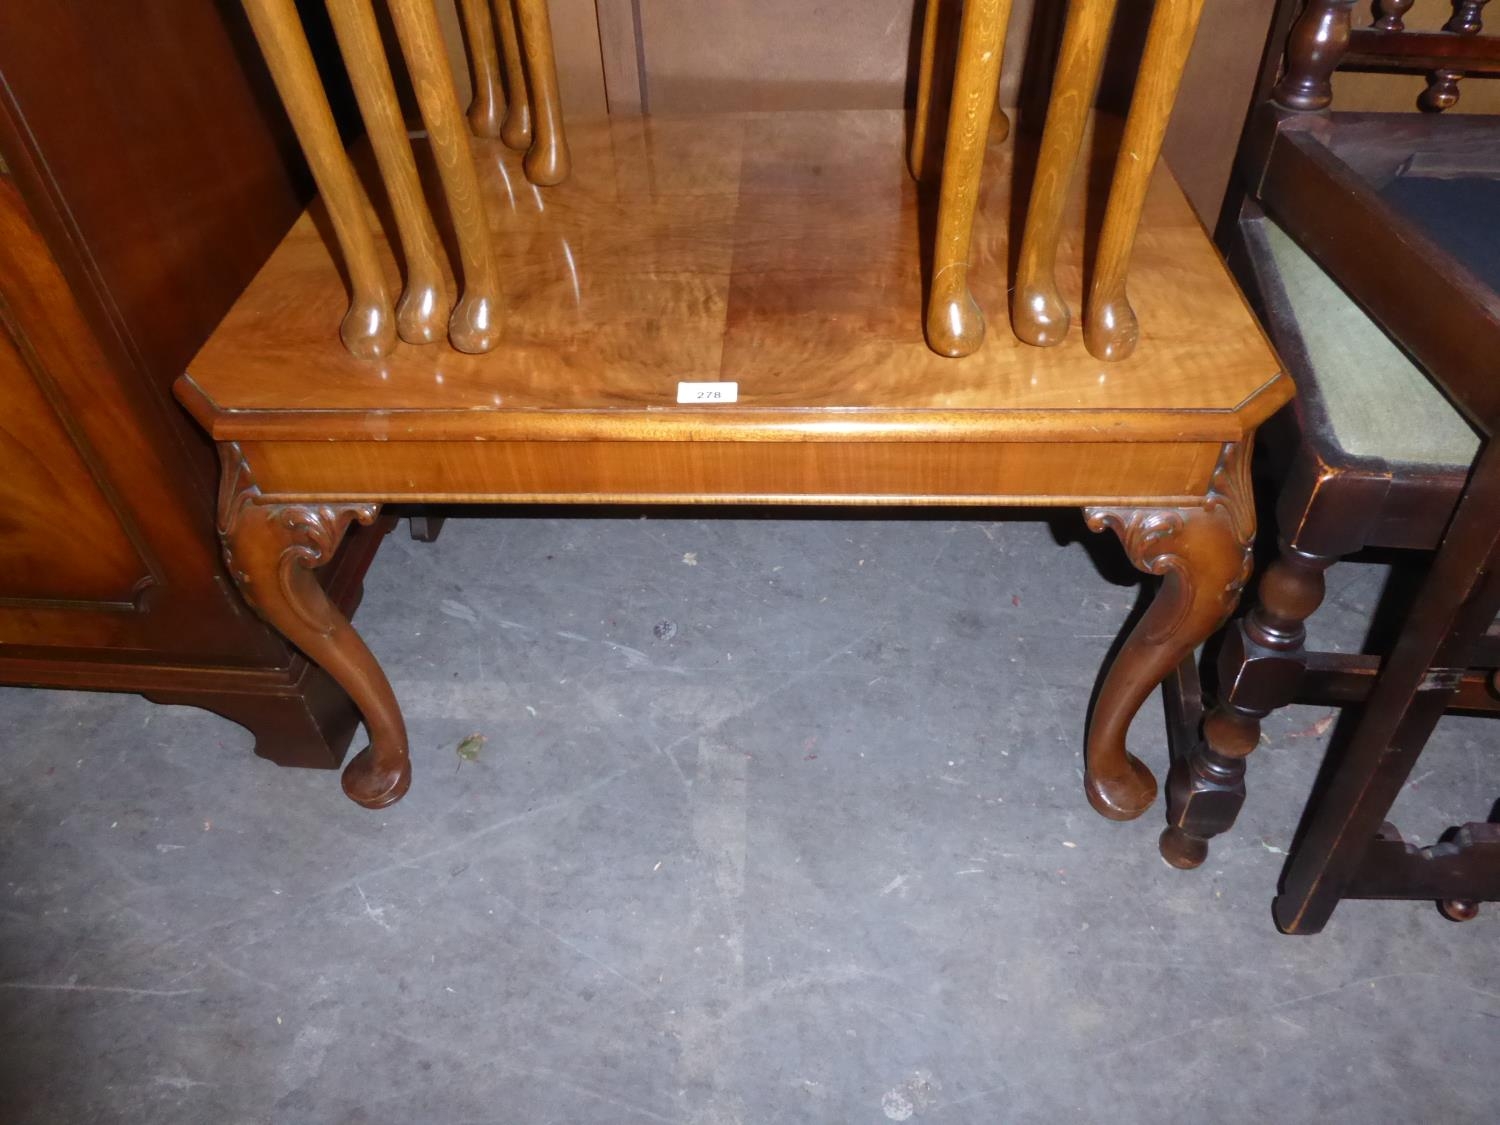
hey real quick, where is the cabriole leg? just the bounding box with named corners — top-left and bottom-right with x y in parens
top-left (1084, 442), bottom-right (1255, 821)
top-left (218, 444), bottom-right (411, 808)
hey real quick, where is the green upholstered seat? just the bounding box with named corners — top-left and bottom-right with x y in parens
top-left (1261, 218), bottom-right (1481, 469)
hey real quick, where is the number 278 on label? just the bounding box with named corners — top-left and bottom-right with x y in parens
top-left (676, 381), bottom-right (739, 404)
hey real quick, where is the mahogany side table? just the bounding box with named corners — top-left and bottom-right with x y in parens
top-left (177, 110), bottom-right (1291, 855)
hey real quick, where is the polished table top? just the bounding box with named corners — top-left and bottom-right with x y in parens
top-left (180, 110), bottom-right (1288, 447)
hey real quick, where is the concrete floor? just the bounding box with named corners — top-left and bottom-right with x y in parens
top-left (1, 513), bottom-right (1495, 1123)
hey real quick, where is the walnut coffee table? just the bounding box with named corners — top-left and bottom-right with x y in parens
top-left (177, 110), bottom-right (1290, 863)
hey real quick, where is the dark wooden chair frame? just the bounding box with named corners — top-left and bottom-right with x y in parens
top-left (1154, 0), bottom-right (1500, 931)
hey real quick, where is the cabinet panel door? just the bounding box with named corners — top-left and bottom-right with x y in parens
top-left (0, 314), bottom-right (149, 607)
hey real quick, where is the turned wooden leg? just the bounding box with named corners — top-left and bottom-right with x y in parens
top-left (1083, 442), bottom-right (1255, 820)
top-left (1271, 0), bottom-right (1356, 112)
top-left (925, 0), bottom-right (1015, 358)
top-left (1083, 0), bottom-right (1207, 362)
top-left (241, 0), bottom-right (397, 360)
top-left (513, 0), bottom-right (571, 185)
top-left (1419, 71), bottom-right (1463, 112)
top-left (458, 0), bottom-right (505, 136)
top-left (326, 0), bottom-right (454, 345)
top-left (492, 0), bottom-right (533, 150)
top-left (1373, 0), bottom-right (1415, 31)
top-left (1417, 1), bottom-right (1489, 112)
top-left (388, 0), bottom-right (503, 354)
top-left (217, 444), bottom-right (411, 808)
top-left (1159, 544), bottom-right (1335, 868)
top-left (1011, 0), bottom-right (1121, 347)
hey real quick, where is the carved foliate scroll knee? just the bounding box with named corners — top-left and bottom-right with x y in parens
top-left (218, 445), bottom-right (412, 809)
top-left (1083, 443), bottom-right (1255, 824)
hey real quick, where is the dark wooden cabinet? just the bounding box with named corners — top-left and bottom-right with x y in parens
top-left (0, 1), bottom-right (381, 768)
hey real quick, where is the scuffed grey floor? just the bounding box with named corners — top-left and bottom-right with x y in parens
top-left (1, 514), bottom-right (1495, 1124)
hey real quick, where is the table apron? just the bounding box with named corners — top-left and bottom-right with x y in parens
top-left (238, 438), bottom-right (1224, 507)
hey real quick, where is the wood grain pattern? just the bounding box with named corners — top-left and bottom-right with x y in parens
top-left (184, 111), bottom-right (1288, 443)
top-left (232, 437), bottom-right (1225, 506)
top-left (926, 0), bottom-right (1015, 357)
top-left (388, 0), bottom-right (502, 353)
top-left (1084, 0), bottom-right (1208, 362)
top-left (492, 0), bottom-right (533, 148)
top-left (0, 305), bottom-right (146, 602)
top-left (326, 0), bottom-right (454, 345)
top-left (240, 0), bottom-right (396, 359)
top-left (514, 0), bottom-right (571, 184)
top-left (1012, 0), bottom-right (1121, 347)
top-left (457, 0), bottom-right (505, 136)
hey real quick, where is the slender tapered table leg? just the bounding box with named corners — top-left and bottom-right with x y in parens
top-left (458, 0), bottom-right (506, 136)
top-left (925, 0), bottom-right (1015, 358)
top-left (513, 0), bottom-right (571, 185)
top-left (1011, 0), bottom-right (1120, 347)
top-left (388, 0), bottom-right (503, 354)
top-left (493, 0), bottom-right (534, 150)
top-left (241, 0), bottom-right (397, 360)
top-left (218, 445), bottom-right (411, 808)
top-left (326, 0), bottom-right (454, 345)
top-left (1083, 442), bottom-right (1255, 820)
top-left (1083, 0), bottom-right (1207, 362)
